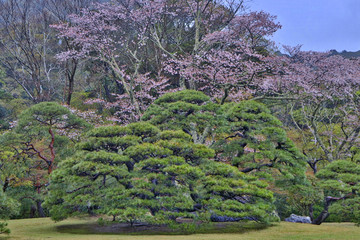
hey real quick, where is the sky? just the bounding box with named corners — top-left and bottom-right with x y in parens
top-left (248, 0), bottom-right (360, 52)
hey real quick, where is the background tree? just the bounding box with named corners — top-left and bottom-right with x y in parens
top-left (0, 190), bottom-right (20, 234)
top-left (152, 0), bottom-right (246, 89)
top-left (52, 0), bottom-right (172, 120)
top-left (12, 102), bottom-right (91, 174)
top-left (257, 47), bottom-right (360, 223)
top-left (53, 0), bottom-right (271, 122)
top-left (0, 102), bottom-right (91, 217)
top-left (166, 11), bottom-right (281, 103)
top-left (44, 0), bottom-right (100, 105)
top-left (0, 0), bottom-right (60, 102)
top-left (0, 148), bottom-right (30, 194)
top-left (266, 48), bottom-right (360, 171)
top-left (0, 0), bottom-right (105, 105)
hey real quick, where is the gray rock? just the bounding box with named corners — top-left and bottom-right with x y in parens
top-left (285, 214), bottom-right (311, 223)
top-left (210, 215), bottom-right (257, 222)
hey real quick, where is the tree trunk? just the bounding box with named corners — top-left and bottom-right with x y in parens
top-left (179, 77), bottom-right (186, 89)
top-left (307, 158), bottom-right (320, 174)
top-left (66, 72), bottom-right (75, 105)
top-left (220, 87), bottom-right (229, 105)
top-left (48, 128), bottom-right (56, 174)
top-left (36, 200), bottom-right (46, 218)
top-left (65, 47), bottom-right (78, 106)
top-left (30, 205), bottom-right (37, 218)
top-left (108, 57), bottom-right (141, 117)
top-left (103, 77), bottom-right (113, 102)
top-left (3, 178), bottom-right (9, 192)
top-left (309, 204), bottom-right (314, 222)
top-left (312, 210), bottom-right (330, 225)
top-left (312, 196), bottom-right (343, 225)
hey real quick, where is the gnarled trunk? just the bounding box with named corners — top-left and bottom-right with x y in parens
top-left (311, 196), bottom-right (346, 225)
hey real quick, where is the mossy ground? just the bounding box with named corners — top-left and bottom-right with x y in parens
top-left (1, 218), bottom-right (359, 240)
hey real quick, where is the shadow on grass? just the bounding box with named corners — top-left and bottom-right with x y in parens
top-left (56, 221), bottom-right (270, 236)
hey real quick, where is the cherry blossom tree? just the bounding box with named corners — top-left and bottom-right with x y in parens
top-left (52, 0), bottom-right (248, 122)
top-left (259, 46), bottom-right (360, 102)
top-left (53, 1), bottom-right (170, 120)
top-left (165, 11), bottom-right (281, 103)
top-left (0, 0), bottom-right (104, 104)
top-left (85, 72), bottom-right (171, 123)
top-left (43, 0), bottom-right (99, 105)
top-left (262, 46), bottom-right (360, 169)
top-left (258, 46), bottom-right (360, 224)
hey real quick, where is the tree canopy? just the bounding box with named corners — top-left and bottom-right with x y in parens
top-left (46, 122), bottom-right (275, 224)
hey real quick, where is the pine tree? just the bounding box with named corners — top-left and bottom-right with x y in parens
top-left (142, 90), bottom-right (221, 145)
top-left (46, 122), bottom-right (275, 225)
top-left (315, 160), bottom-right (360, 224)
top-left (214, 101), bottom-right (306, 185)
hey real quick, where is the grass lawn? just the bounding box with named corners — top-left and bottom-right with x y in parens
top-left (1, 218), bottom-right (359, 240)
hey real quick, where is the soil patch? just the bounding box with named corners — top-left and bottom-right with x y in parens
top-left (57, 221), bottom-right (268, 235)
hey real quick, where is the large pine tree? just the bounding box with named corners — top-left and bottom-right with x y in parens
top-left (46, 122), bottom-right (274, 224)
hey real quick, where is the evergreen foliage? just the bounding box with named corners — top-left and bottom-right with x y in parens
top-left (16, 102), bottom-right (91, 137)
top-left (316, 160), bottom-right (360, 224)
top-left (46, 122), bottom-right (275, 225)
top-left (142, 90), bottom-right (221, 145)
top-left (0, 102), bottom-right (92, 219)
top-left (214, 101), bottom-right (306, 184)
top-left (0, 190), bottom-right (20, 234)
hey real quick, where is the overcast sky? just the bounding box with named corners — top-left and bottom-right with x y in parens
top-left (247, 0), bottom-right (360, 52)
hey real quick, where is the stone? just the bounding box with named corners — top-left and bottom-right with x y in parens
top-left (210, 215), bottom-right (257, 222)
top-left (285, 214), bottom-right (311, 223)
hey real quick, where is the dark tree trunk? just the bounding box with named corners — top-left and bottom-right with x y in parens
top-left (309, 204), bottom-right (314, 222)
top-left (66, 54), bottom-right (78, 106)
top-left (36, 200), bottom-right (46, 218)
top-left (220, 87), bottom-right (229, 105)
top-left (112, 71), bottom-right (125, 95)
top-left (30, 205), bottom-right (37, 218)
top-left (3, 178), bottom-right (9, 192)
top-left (307, 159), bottom-right (320, 174)
top-left (312, 210), bottom-right (330, 225)
top-left (48, 128), bottom-right (56, 174)
top-left (189, 184), bottom-right (199, 202)
top-left (125, 162), bottom-right (134, 172)
top-left (312, 196), bottom-right (344, 225)
top-left (66, 74), bottom-right (75, 105)
top-left (103, 77), bottom-right (113, 102)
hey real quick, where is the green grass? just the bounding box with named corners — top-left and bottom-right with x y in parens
top-left (1, 218), bottom-right (360, 240)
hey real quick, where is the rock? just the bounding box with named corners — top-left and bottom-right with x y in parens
top-left (210, 215), bottom-right (257, 222)
top-left (285, 214), bottom-right (311, 223)
top-left (211, 215), bottom-right (242, 222)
